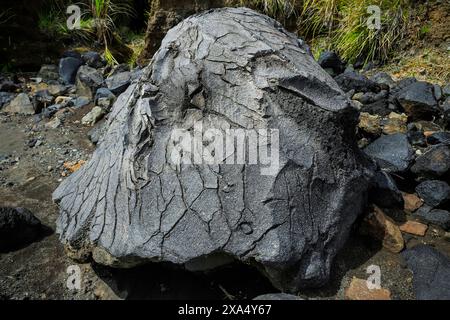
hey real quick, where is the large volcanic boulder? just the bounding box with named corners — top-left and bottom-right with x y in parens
top-left (53, 8), bottom-right (372, 292)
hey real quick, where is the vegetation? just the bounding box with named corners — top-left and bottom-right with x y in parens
top-left (238, 0), bottom-right (298, 20)
top-left (299, 0), bottom-right (410, 64)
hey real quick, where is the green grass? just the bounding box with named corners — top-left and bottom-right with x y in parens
top-left (299, 0), bottom-right (410, 64)
top-left (238, 0), bottom-right (298, 20)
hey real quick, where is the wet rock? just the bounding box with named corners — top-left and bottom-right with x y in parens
top-left (3, 93), bottom-right (35, 115)
top-left (358, 112), bottom-right (381, 135)
top-left (0, 207), bottom-right (43, 252)
top-left (402, 193), bottom-right (424, 213)
top-left (59, 56), bottom-right (83, 85)
top-left (106, 71), bottom-right (132, 95)
top-left (345, 277), bottom-right (391, 300)
top-left (397, 81), bottom-right (438, 120)
top-left (427, 132), bottom-right (450, 145)
top-left (416, 180), bottom-right (450, 207)
top-left (254, 293), bottom-right (303, 300)
top-left (402, 245), bottom-right (450, 300)
top-left (81, 106), bottom-right (105, 126)
top-left (53, 8), bottom-right (373, 292)
top-left (399, 221), bottom-right (428, 236)
top-left (37, 64), bottom-right (59, 81)
top-left (370, 171), bottom-right (403, 209)
top-left (317, 51), bottom-right (344, 76)
top-left (335, 70), bottom-right (380, 93)
top-left (82, 51), bottom-right (106, 69)
top-left (411, 145), bottom-right (450, 178)
top-left (414, 205), bottom-right (450, 230)
top-left (364, 133), bottom-right (414, 172)
top-left (382, 112), bottom-right (408, 135)
top-left (76, 65), bottom-right (105, 100)
top-left (0, 92), bottom-right (15, 109)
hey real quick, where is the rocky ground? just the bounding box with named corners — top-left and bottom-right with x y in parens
top-left (1, 46), bottom-right (450, 300)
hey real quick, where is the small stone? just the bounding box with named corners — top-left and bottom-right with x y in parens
top-left (427, 132), bottom-right (450, 145)
top-left (361, 206), bottom-right (404, 253)
top-left (397, 81), bottom-right (438, 120)
top-left (399, 221), bottom-right (428, 236)
top-left (81, 107), bottom-right (105, 126)
top-left (403, 193), bottom-right (424, 213)
top-left (63, 160), bottom-right (86, 173)
top-left (106, 71), bottom-right (131, 95)
top-left (415, 206), bottom-right (450, 231)
top-left (345, 277), bottom-right (391, 300)
top-left (358, 112), bottom-right (381, 135)
top-left (382, 112), bottom-right (408, 135)
top-left (45, 117), bottom-right (62, 129)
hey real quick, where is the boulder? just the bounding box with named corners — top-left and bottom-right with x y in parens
top-left (411, 145), bottom-right (450, 178)
top-left (59, 56), bottom-right (83, 85)
top-left (402, 245), bottom-right (450, 300)
top-left (3, 93), bottom-right (35, 115)
top-left (370, 72), bottom-right (394, 90)
top-left (0, 207), bottom-right (43, 252)
top-left (94, 88), bottom-right (116, 105)
top-left (32, 89), bottom-right (54, 113)
top-left (397, 81), bottom-right (438, 120)
top-left (364, 133), bottom-right (414, 173)
top-left (427, 132), bottom-right (450, 145)
top-left (415, 180), bottom-right (450, 207)
top-left (53, 8), bottom-right (373, 292)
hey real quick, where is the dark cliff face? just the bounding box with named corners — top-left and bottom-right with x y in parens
top-left (0, 0), bottom-right (62, 71)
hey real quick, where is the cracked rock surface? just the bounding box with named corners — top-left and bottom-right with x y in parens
top-left (53, 7), bottom-right (372, 292)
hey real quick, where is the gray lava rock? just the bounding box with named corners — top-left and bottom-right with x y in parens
top-left (334, 70), bottom-right (380, 93)
top-left (397, 81), bottom-right (438, 120)
top-left (94, 88), bottom-right (116, 107)
top-left (82, 51), bottom-right (106, 69)
top-left (0, 207), bottom-right (43, 252)
top-left (364, 133), bottom-right (414, 173)
top-left (370, 171), bottom-right (404, 208)
top-left (59, 56), bottom-right (83, 85)
top-left (87, 120), bottom-right (108, 145)
top-left (411, 145), bottom-right (450, 178)
top-left (402, 245), bottom-right (450, 300)
top-left (106, 71), bottom-right (131, 95)
top-left (416, 180), bottom-right (450, 207)
top-left (70, 96), bottom-right (91, 109)
top-left (53, 8), bottom-right (373, 292)
top-left (33, 89), bottom-right (54, 113)
top-left (76, 65), bottom-right (105, 100)
top-left (318, 51), bottom-right (344, 76)
top-left (370, 72), bottom-right (394, 90)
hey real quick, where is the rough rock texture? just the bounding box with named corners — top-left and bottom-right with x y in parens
top-left (53, 8), bottom-right (372, 292)
top-left (402, 245), bottom-right (450, 300)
